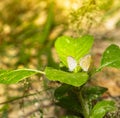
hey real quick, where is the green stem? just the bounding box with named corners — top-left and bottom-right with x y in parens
top-left (16, 68), bottom-right (45, 75)
top-left (79, 86), bottom-right (90, 118)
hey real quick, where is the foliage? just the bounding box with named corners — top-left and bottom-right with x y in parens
top-left (55, 35), bottom-right (94, 67)
top-left (89, 101), bottom-right (115, 118)
top-left (0, 69), bottom-right (43, 84)
top-left (45, 67), bottom-right (88, 87)
top-left (98, 44), bottom-right (120, 71)
top-left (0, 35), bottom-right (118, 117)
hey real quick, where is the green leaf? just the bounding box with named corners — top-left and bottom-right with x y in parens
top-left (56, 95), bottom-right (82, 115)
top-left (60, 116), bottom-right (80, 118)
top-left (45, 67), bottom-right (88, 87)
top-left (55, 35), bottom-right (94, 66)
top-left (89, 100), bottom-right (115, 118)
top-left (98, 44), bottom-right (120, 71)
top-left (55, 86), bottom-right (83, 116)
top-left (82, 86), bottom-right (107, 100)
top-left (54, 84), bottom-right (72, 100)
top-left (0, 69), bottom-right (44, 84)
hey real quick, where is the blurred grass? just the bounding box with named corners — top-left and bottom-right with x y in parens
top-left (0, 0), bottom-right (64, 70)
top-left (0, 0), bottom-right (71, 117)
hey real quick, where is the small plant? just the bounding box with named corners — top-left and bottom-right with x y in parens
top-left (0, 35), bottom-right (119, 117)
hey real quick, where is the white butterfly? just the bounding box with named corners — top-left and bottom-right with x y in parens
top-left (67, 54), bottom-right (91, 72)
top-left (67, 56), bottom-right (77, 72)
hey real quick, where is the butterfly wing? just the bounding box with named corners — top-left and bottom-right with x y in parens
top-left (67, 56), bottom-right (77, 71)
top-left (79, 54), bottom-right (91, 72)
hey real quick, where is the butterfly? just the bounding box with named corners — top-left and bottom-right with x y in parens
top-left (67, 54), bottom-right (92, 72)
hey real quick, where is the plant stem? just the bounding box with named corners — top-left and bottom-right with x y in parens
top-left (16, 68), bottom-right (45, 75)
top-left (79, 86), bottom-right (90, 118)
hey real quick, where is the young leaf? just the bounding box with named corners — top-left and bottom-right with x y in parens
top-left (55, 35), bottom-right (94, 67)
top-left (97, 44), bottom-right (120, 71)
top-left (0, 69), bottom-right (44, 84)
top-left (45, 67), bottom-right (88, 87)
top-left (89, 100), bottom-right (115, 118)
